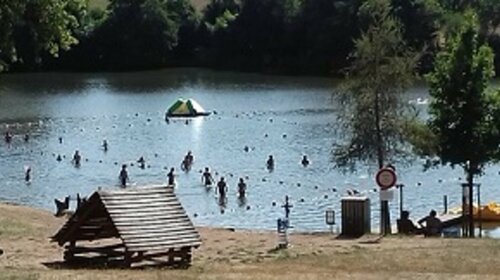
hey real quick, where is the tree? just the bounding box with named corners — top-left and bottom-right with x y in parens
top-left (426, 12), bottom-right (500, 237)
top-left (333, 0), bottom-right (419, 235)
top-left (90, 0), bottom-right (183, 70)
top-left (0, 0), bottom-right (85, 71)
top-left (294, 0), bottom-right (362, 74)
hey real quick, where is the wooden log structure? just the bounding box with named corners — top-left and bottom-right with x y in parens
top-left (52, 185), bottom-right (201, 268)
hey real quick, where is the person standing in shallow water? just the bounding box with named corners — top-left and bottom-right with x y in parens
top-left (301, 155), bottom-right (310, 167)
top-left (25, 166), bottom-right (31, 182)
top-left (167, 167), bottom-right (176, 186)
top-left (72, 150), bottom-right (81, 166)
top-left (119, 164), bottom-right (129, 187)
top-left (102, 140), bottom-right (108, 152)
top-left (217, 177), bottom-right (228, 198)
top-left (238, 178), bottom-right (247, 197)
top-left (266, 155), bottom-right (274, 171)
top-left (202, 167), bottom-right (214, 186)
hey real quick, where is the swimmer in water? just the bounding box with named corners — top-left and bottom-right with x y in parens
top-left (301, 155), bottom-right (310, 167)
top-left (202, 167), bottom-right (214, 186)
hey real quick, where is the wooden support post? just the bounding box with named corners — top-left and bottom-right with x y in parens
top-left (168, 249), bottom-right (175, 264)
top-left (124, 250), bottom-right (133, 268)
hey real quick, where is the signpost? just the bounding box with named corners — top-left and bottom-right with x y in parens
top-left (376, 168), bottom-right (397, 190)
top-left (376, 167), bottom-right (397, 235)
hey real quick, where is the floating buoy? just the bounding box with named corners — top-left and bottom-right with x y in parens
top-left (332, 188), bottom-right (337, 192)
top-left (194, 213), bottom-right (198, 217)
top-left (297, 183), bottom-right (301, 187)
top-left (279, 181), bottom-right (284, 184)
top-left (417, 182), bottom-right (422, 186)
top-left (314, 185), bottom-right (318, 189)
top-left (299, 198), bottom-right (305, 202)
top-left (272, 201), bottom-right (276, 206)
top-left (324, 195), bottom-right (328, 199)
top-left (246, 205), bottom-right (251, 210)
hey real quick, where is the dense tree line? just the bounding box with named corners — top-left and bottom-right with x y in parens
top-left (2, 0), bottom-right (500, 75)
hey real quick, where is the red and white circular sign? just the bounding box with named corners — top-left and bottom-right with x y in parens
top-left (376, 168), bottom-right (397, 190)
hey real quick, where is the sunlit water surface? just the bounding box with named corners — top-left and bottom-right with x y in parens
top-left (1, 69), bottom-right (499, 235)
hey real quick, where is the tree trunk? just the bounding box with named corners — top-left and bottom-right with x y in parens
top-left (374, 88), bottom-right (391, 235)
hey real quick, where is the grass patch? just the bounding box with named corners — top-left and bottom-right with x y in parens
top-left (0, 271), bottom-right (39, 280)
top-left (0, 218), bottom-right (35, 238)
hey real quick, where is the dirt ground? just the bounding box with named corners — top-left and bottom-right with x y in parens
top-left (1, 203), bottom-right (500, 280)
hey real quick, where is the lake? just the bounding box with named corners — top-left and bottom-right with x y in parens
top-left (1, 68), bottom-right (499, 235)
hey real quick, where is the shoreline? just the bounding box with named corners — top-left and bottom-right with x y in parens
top-left (2, 203), bottom-right (500, 279)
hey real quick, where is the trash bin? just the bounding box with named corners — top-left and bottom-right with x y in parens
top-left (341, 197), bottom-right (371, 237)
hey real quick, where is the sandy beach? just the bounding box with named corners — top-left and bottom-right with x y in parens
top-left (1, 202), bottom-right (500, 279)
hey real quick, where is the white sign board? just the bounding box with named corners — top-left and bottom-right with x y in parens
top-left (379, 189), bottom-right (394, 201)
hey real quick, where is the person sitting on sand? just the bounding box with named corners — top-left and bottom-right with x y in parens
top-left (418, 210), bottom-right (442, 237)
top-left (202, 167), bottom-right (214, 186)
top-left (397, 210), bottom-right (422, 235)
top-left (119, 164), bottom-right (129, 187)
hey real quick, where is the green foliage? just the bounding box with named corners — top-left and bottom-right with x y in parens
top-left (0, 0), bottom-right (86, 71)
top-left (426, 12), bottom-right (500, 175)
top-left (333, 0), bottom-right (419, 171)
top-left (84, 0), bottom-right (198, 69)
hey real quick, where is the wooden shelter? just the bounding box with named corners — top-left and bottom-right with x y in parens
top-left (52, 186), bottom-right (201, 267)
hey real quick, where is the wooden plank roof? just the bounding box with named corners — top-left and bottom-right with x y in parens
top-left (52, 186), bottom-right (201, 252)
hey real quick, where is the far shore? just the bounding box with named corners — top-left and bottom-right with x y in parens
top-left (1, 202), bottom-right (500, 279)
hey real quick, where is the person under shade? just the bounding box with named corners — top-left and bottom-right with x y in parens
top-left (418, 210), bottom-right (443, 237)
top-left (397, 210), bottom-right (422, 235)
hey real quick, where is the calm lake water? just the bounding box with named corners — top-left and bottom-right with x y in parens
top-left (1, 68), bottom-right (500, 235)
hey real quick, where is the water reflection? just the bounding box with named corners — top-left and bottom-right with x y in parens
top-left (1, 69), bottom-right (500, 235)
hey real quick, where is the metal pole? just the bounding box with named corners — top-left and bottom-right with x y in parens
top-left (461, 183), bottom-right (468, 237)
top-left (443, 195), bottom-right (448, 214)
top-left (478, 184), bottom-right (482, 238)
top-left (399, 184), bottom-right (404, 218)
